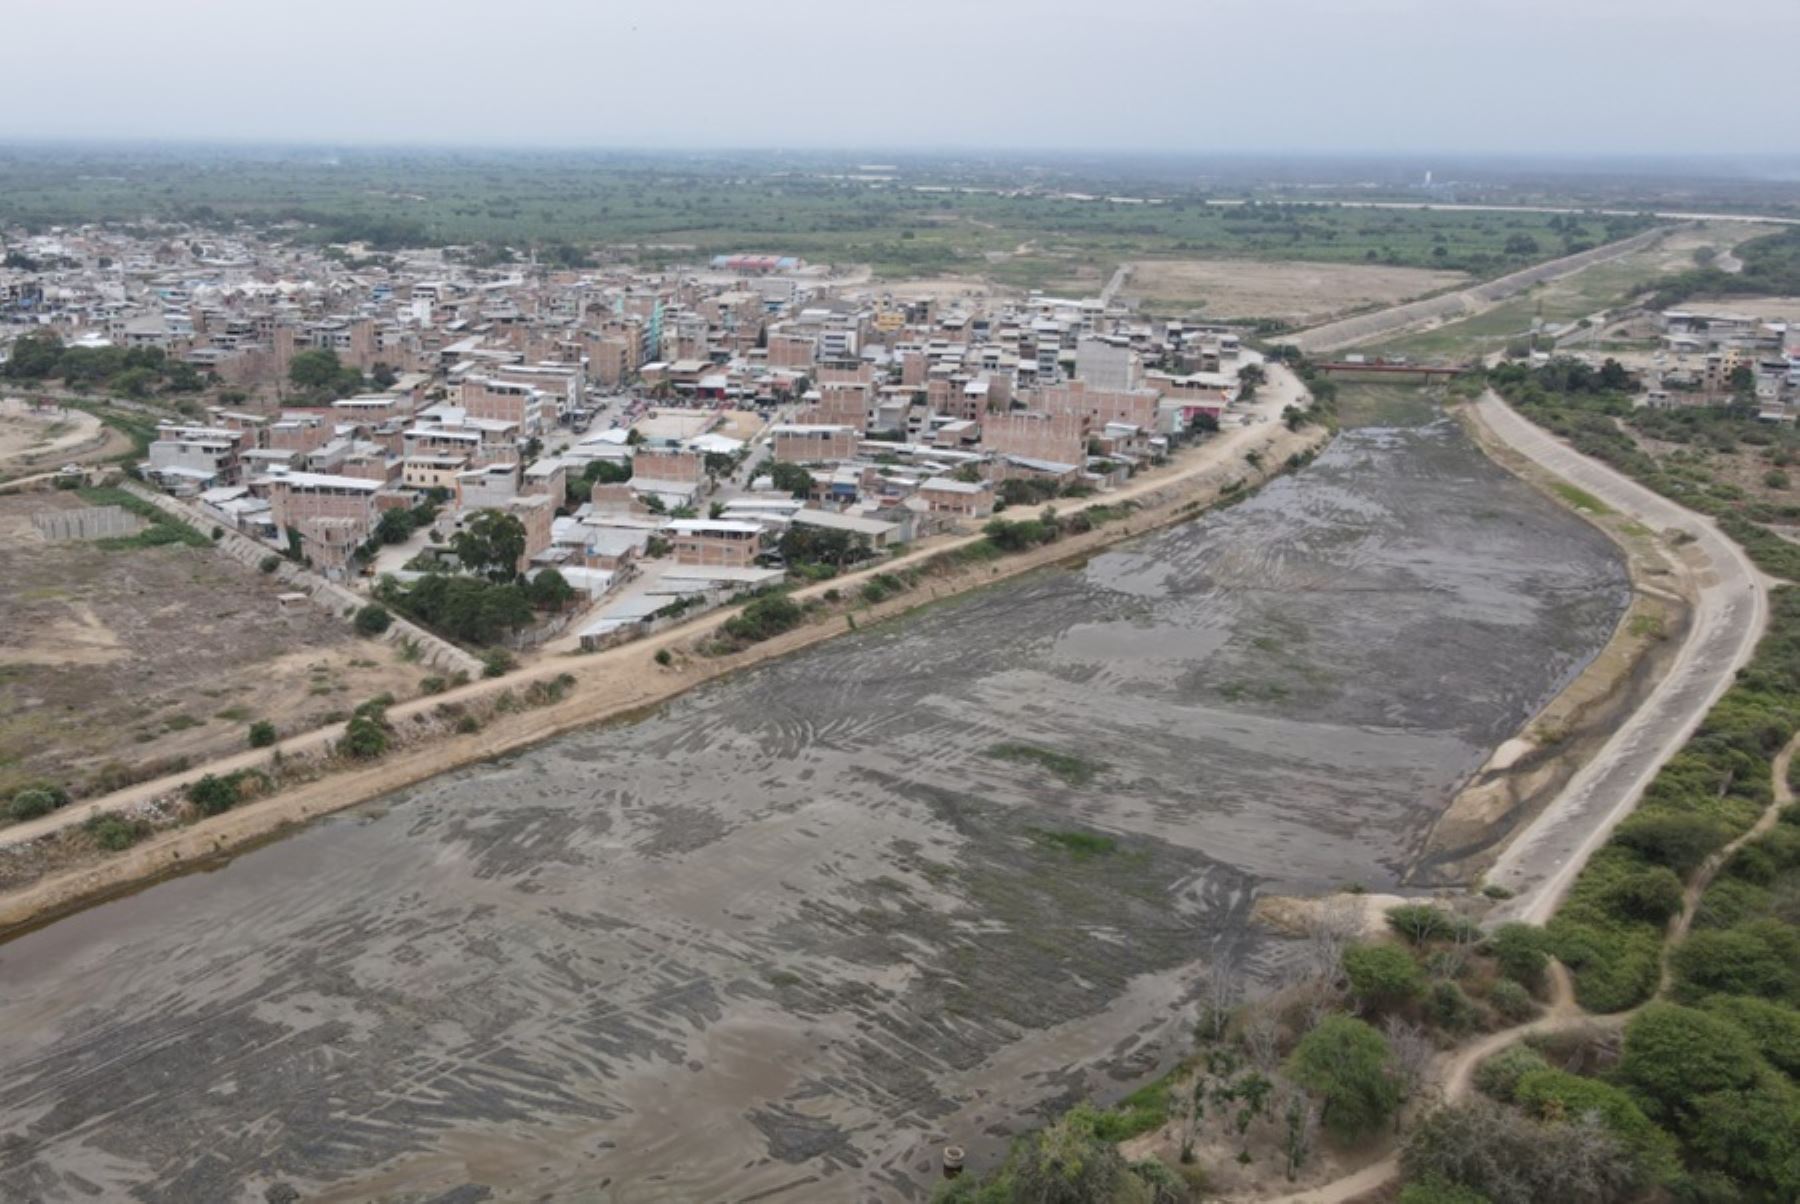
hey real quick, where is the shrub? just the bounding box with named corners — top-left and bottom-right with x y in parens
top-left (1472, 1043), bottom-right (1550, 1102)
top-left (1619, 1003), bottom-right (1760, 1122)
top-left (1601, 865), bottom-right (1686, 924)
top-left (6, 788), bottom-right (61, 823)
top-left (1487, 979), bottom-right (1537, 1023)
top-left (353, 604), bottom-right (392, 637)
top-left (259, 555), bottom-right (281, 573)
top-left (1386, 903), bottom-right (1464, 945)
top-left (418, 676), bottom-right (447, 695)
top-left (1512, 1069), bottom-right (1678, 1183)
top-left (722, 594), bottom-right (804, 644)
top-left (1683, 1083), bottom-right (1800, 1198)
top-left (85, 813), bottom-right (151, 852)
top-left (1487, 923), bottom-right (1549, 989)
top-left (654, 648), bottom-right (673, 667)
top-left (341, 713), bottom-right (389, 759)
top-left (1670, 921), bottom-right (1800, 1002)
top-left (1611, 812), bottom-right (1726, 876)
top-left (1343, 943), bottom-right (1425, 1009)
top-left (247, 720), bottom-right (277, 748)
top-left (481, 647), bottom-right (514, 678)
top-left (1703, 995), bottom-right (1800, 1078)
top-left (1428, 982), bottom-right (1479, 1034)
top-left (1285, 1015), bottom-right (1399, 1140)
top-left (1402, 1099), bottom-right (1646, 1204)
top-left (187, 773), bottom-right (240, 816)
top-left (1397, 1176), bottom-right (1491, 1204)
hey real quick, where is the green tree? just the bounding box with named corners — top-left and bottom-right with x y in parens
top-left (1, 329), bottom-right (63, 378)
top-left (374, 507), bottom-right (418, 545)
top-left (1285, 1015), bottom-right (1400, 1140)
top-left (1670, 921), bottom-right (1800, 1002)
top-left (451, 510), bottom-right (528, 582)
top-left (1343, 943), bottom-right (1425, 1010)
top-left (354, 604), bottom-right (393, 636)
top-left (289, 348), bottom-right (345, 390)
top-left (769, 461), bottom-right (815, 498)
top-left (525, 568), bottom-right (575, 612)
top-left (1684, 1084), bottom-right (1800, 1198)
top-left (1618, 1003), bottom-right (1760, 1122)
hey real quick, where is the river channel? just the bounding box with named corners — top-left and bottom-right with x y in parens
top-left (0, 399), bottom-right (1629, 1201)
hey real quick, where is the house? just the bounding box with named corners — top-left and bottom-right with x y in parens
top-left (669, 519), bottom-right (763, 568)
top-left (918, 476), bottom-right (995, 519)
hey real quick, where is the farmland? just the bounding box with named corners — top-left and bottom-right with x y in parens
top-left (0, 147), bottom-right (1653, 287)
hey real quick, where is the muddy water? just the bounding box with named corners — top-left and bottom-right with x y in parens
top-left (0, 414), bottom-right (1627, 1202)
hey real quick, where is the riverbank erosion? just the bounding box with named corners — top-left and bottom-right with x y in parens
top-left (0, 398), bottom-right (1630, 1203)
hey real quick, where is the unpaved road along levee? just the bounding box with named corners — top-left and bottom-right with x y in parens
top-left (0, 411), bottom-right (1627, 1202)
top-left (1476, 393), bottom-right (1768, 924)
top-left (1290, 230), bottom-right (1664, 355)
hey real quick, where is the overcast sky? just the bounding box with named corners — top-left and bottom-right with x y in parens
top-left (6, 0), bottom-right (1796, 155)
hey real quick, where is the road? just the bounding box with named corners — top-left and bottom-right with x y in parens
top-left (1473, 393), bottom-right (1769, 924)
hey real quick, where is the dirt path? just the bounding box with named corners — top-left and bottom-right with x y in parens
top-left (0, 373), bottom-right (1318, 931)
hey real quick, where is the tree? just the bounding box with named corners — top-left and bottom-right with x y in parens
top-left (1006, 1105), bottom-right (1137, 1204)
top-left (354, 604), bottom-right (392, 636)
top-left (1684, 1084), bottom-right (1800, 1199)
top-left (1486, 923), bottom-right (1549, 990)
top-left (1670, 921), bottom-right (1800, 1002)
top-left (769, 461), bottom-right (815, 498)
top-left (370, 361), bottom-right (398, 389)
top-left (289, 348), bottom-right (345, 390)
top-left (1703, 995), bottom-right (1800, 1078)
top-left (1344, 943), bottom-right (1425, 1010)
top-left (525, 568), bottom-right (575, 612)
top-left (451, 510), bottom-right (528, 582)
top-left (1285, 1015), bottom-right (1400, 1140)
top-left (1727, 362), bottom-right (1756, 398)
top-left (187, 773), bottom-right (241, 817)
top-left (1, 329), bottom-right (63, 379)
top-left (1618, 1003), bottom-right (1760, 1123)
top-left (1601, 865), bottom-right (1684, 924)
top-left (374, 507), bottom-right (418, 546)
top-left (584, 458), bottom-right (633, 485)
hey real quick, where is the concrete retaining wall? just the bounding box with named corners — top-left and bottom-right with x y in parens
top-left (31, 504), bottom-right (143, 542)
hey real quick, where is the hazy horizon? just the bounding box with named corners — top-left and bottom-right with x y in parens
top-left (9, 0), bottom-right (1798, 156)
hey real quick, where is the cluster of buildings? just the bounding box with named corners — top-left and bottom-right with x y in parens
top-left (2, 222), bottom-right (1266, 642)
top-left (1650, 308), bottom-right (1800, 419)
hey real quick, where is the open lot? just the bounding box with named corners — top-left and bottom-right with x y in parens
top-left (0, 399), bottom-right (116, 482)
top-left (1683, 292), bottom-right (1800, 322)
top-left (0, 491), bottom-right (424, 800)
top-left (1124, 257), bottom-right (1467, 322)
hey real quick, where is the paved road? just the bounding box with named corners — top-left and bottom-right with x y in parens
top-left (1474, 393), bottom-right (1769, 924)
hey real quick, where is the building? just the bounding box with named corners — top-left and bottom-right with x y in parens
top-left (669, 519), bottom-right (763, 568)
top-left (917, 476), bottom-right (995, 519)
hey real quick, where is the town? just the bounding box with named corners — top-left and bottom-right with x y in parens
top-left (2, 227), bottom-right (1270, 661)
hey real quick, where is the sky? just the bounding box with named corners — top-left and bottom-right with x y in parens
top-left (5, 0), bottom-right (1797, 156)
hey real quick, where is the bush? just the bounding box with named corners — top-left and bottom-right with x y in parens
top-left (1601, 865), bottom-right (1686, 924)
top-left (85, 813), bottom-right (151, 852)
top-left (354, 604), bottom-right (392, 637)
top-left (1619, 1003), bottom-right (1760, 1122)
top-left (1703, 995), bottom-right (1800, 1078)
top-left (1487, 923), bottom-right (1549, 989)
top-left (1611, 812), bottom-right (1726, 876)
top-left (341, 713), bottom-right (389, 759)
top-left (1487, 979), bottom-right (1537, 1023)
top-left (259, 555), bottom-right (281, 574)
top-left (481, 647), bottom-right (514, 678)
top-left (247, 720), bottom-right (277, 748)
top-left (1343, 942), bottom-right (1425, 1009)
top-left (1402, 1099), bottom-right (1647, 1204)
top-left (654, 648), bottom-right (673, 667)
top-left (722, 594), bottom-right (804, 644)
top-left (1514, 1069), bottom-right (1676, 1172)
top-left (1428, 982), bottom-right (1480, 1034)
top-left (1285, 1015), bottom-right (1400, 1140)
top-left (6, 788), bottom-right (61, 823)
top-left (1670, 921), bottom-right (1800, 1002)
top-left (187, 773), bottom-right (240, 816)
top-left (1386, 904), bottom-right (1465, 945)
top-left (1472, 1043), bottom-right (1550, 1102)
top-left (1397, 1175), bottom-right (1491, 1204)
top-left (1682, 1082), bottom-right (1800, 1198)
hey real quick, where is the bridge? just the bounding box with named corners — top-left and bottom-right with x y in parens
top-left (1315, 361), bottom-right (1464, 379)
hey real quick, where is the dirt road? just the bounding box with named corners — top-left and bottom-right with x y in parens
top-left (1471, 393), bottom-right (1769, 924)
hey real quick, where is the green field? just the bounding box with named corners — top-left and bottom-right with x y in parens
top-left (0, 148), bottom-right (1653, 282)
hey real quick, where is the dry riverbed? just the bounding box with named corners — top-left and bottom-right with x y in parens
top-left (0, 395), bottom-right (1630, 1202)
